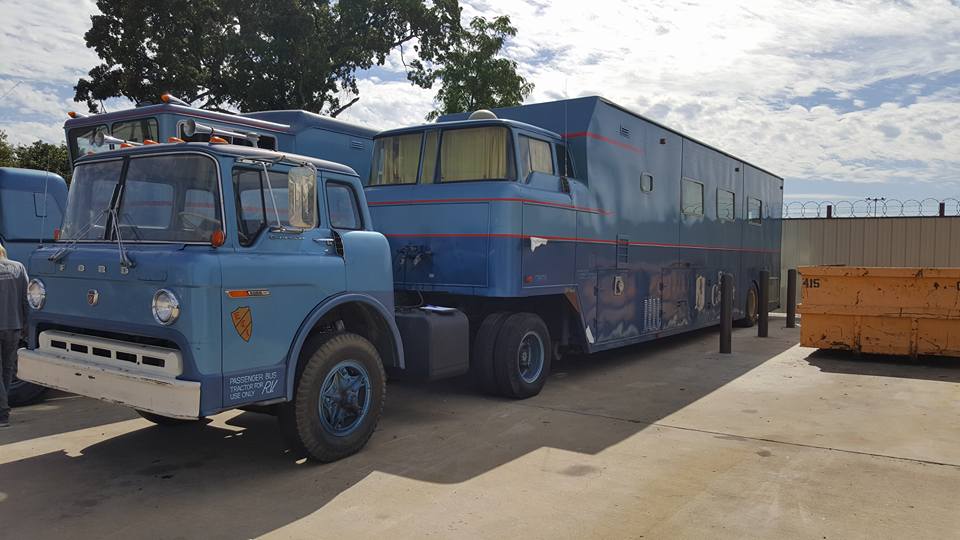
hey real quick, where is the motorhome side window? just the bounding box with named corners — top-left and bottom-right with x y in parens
top-left (68, 125), bottom-right (109, 159)
top-left (640, 173), bottom-right (653, 192)
top-left (518, 135), bottom-right (554, 179)
top-left (718, 189), bottom-right (735, 221)
top-left (112, 118), bottom-right (158, 144)
top-left (326, 183), bottom-right (362, 230)
top-left (681, 178), bottom-right (704, 216)
top-left (369, 132), bottom-right (422, 185)
top-left (233, 167), bottom-right (296, 246)
top-left (439, 126), bottom-right (515, 182)
top-left (748, 197), bottom-right (762, 224)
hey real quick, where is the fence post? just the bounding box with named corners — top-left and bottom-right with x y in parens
top-left (720, 273), bottom-right (733, 353)
top-left (758, 270), bottom-right (770, 338)
top-left (786, 269), bottom-right (797, 329)
top-left (940, 202), bottom-right (946, 217)
top-left (826, 205), bottom-right (833, 219)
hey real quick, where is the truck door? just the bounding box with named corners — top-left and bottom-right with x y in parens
top-left (220, 165), bottom-right (346, 409)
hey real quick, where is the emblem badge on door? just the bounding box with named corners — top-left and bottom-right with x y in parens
top-left (87, 289), bottom-right (100, 306)
top-left (231, 307), bottom-right (253, 342)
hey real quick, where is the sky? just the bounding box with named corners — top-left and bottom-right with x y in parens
top-left (1, 0), bottom-right (959, 205)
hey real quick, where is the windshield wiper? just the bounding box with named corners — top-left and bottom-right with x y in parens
top-left (49, 208), bottom-right (110, 263)
top-left (109, 205), bottom-right (135, 269)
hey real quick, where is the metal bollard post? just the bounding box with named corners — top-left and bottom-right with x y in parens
top-left (758, 270), bottom-right (769, 337)
top-left (786, 269), bottom-right (797, 328)
top-left (720, 273), bottom-right (733, 353)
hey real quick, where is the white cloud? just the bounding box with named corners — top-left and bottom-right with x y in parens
top-left (1, 0), bottom-right (959, 200)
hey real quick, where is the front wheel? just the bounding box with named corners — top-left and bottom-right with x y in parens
top-left (279, 333), bottom-right (386, 462)
top-left (493, 313), bottom-right (552, 399)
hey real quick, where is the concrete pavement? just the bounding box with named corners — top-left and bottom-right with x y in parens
top-left (1, 322), bottom-right (958, 539)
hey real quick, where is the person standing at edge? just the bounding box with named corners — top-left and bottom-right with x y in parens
top-left (0, 243), bottom-right (29, 428)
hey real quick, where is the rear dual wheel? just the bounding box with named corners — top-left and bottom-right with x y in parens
top-left (472, 312), bottom-right (551, 399)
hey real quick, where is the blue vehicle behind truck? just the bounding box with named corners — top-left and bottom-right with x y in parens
top-left (366, 96), bottom-right (782, 398)
top-left (16, 138), bottom-right (469, 461)
top-left (0, 167), bottom-right (68, 404)
top-left (64, 93), bottom-right (376, 177)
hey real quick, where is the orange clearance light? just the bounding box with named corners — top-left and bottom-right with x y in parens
top-left (160, 93), bottom-right (171, 103)
top-left (168, 136), bottom-right (185, 143)
top-left (210, 229), bottom-right (226, 248)
top-left (143, 139), bottom-right (158, 145)
top-left (120, 143), bottom-right (134, 148)
top-left (67, 111), bottom-right (78, 118)
top-left (208, 135), bottom-right (228, 144)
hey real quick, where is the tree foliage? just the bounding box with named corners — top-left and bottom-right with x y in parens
top-left (0, 131), bottom-right (72, 183)
top-left (74, 0), bottom-right (461, 115)
top-left (410, 16), bottom-right (534, 121)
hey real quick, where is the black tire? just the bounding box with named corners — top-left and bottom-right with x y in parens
top-left (9, 378), bottom-right (48, 406)
top-left (493, 313), bottom-right (552, 399)
top-left (136, 409), bottom-right (195, 426)
top-left (470, 312), bottom-right (509, 394)
top-left (735, 284), bottom-right (759, 328)
top-left (278, 332), bottom-right (386, 463)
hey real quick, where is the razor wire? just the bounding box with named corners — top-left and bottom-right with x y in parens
top-left (782, 198), bottom-right (960, 218)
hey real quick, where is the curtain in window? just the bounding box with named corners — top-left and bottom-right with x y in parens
top-left (527, 138), bottom-right (554, 175)
top-left (440, 127), bottom-right (510, 182)
top-left (376, 133), bottom-right (422, 185)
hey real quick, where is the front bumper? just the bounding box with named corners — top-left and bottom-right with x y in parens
top-left (17, 334), bottom-right (201, 419)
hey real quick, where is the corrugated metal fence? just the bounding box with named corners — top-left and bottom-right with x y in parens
top-left (778, 216), bottom-right (960, 305)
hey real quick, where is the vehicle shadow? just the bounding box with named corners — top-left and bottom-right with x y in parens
top-left (803, 349), bottom-right (960, 383)
top-left (0, 390), bottom-right (140, 446)
top-left (0, 326), bottom-right (798, 539)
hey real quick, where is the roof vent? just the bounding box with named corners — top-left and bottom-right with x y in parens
top-left (468, 109), bottom-right (498, 120)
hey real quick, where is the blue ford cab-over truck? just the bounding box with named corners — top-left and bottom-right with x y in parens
top-left (0, 167), bottom-right (68, 404)
top-left (17, 139), bottom-right (470, 461)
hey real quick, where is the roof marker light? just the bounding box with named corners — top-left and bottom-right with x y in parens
top-left (167, 137), bottom-right (185, 143)
top-left (160, 93), bottom-right (190, 106)
top-left (67, 111), bottom-right (87, 119)
top-left (209, 136), bottom-right (228, 144)
top-left (143, 139), bottom-right (158, 145)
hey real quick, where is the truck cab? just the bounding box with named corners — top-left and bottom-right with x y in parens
top-left (0, 167), bottom-right (68, 404)
top-left (17, 140), bottom-right (404, 461)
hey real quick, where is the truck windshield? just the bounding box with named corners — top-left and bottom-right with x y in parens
top-left (369, 126), bottom-right (514, 185)
top-left (61, 154), bottom-right (222, 243)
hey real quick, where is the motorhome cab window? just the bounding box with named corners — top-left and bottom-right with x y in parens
top-left (518, 136), bottom-right (554, 179)
top-left (112, 118), bottom-right (158, 144)
top-left (60, 155), bottom-right (221, 243)
top-left (681, 178), bottom-right (704, 216)
top-left (369, 132), bottom-right (422, 185)
top-left (326, 183), bottom-right (362, 230)
top-left (748, 197), bottom-right (763, 224)
top-left (439, 126), bottom-right (514, 182)
top-left (233, 168), bottom-right (296, 246)
top-left (68, 124), bottom-right (109, 159)
top-left (718, 189), bottom-right (735, 221)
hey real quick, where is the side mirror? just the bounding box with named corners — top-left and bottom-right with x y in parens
top-left (287, 166), bottom-right (318, 229)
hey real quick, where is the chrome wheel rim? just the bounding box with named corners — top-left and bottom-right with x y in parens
top-left (517, 331), bottom-right (545, 384)
top-left (318, 360), bottom-right (371, 437)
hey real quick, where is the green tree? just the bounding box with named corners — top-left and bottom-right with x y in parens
top-left (410, 16), bottom-right (534, 121)
top-left (13, 141), bottom-right (72, 183)
top-left (0, 130), bottom-right (16, 168)
top-left (74, 0), bottom-right (461, 115)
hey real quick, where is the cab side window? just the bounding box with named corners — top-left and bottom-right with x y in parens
top-left (233, 168), bottom-right (293, 246)
top-left (518, 135), bottom-right (554, 179)
top-left (326, 183), bottom-right (362, 230)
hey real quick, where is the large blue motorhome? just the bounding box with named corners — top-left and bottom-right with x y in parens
top-left (64, 95), bottom-right (376, 178)
top-left (366, 96), bottom-right (782, 398)
top-left (0, 167), bottom-right (68, 404)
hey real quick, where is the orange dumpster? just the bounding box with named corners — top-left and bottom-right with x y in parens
top-left (798, 266), bottom-right (960, 357)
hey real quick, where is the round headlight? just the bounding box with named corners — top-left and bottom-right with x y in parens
top-left (151, 289), bottom-right (180, 325)
top-left (27, 279), bottom-right (46, 310)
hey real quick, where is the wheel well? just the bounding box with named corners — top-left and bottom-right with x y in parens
top-left (299, 301), bottom-right (399, 371)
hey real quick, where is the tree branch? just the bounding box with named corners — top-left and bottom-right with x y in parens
top-left (329, 96), bottom-right (360, 117)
